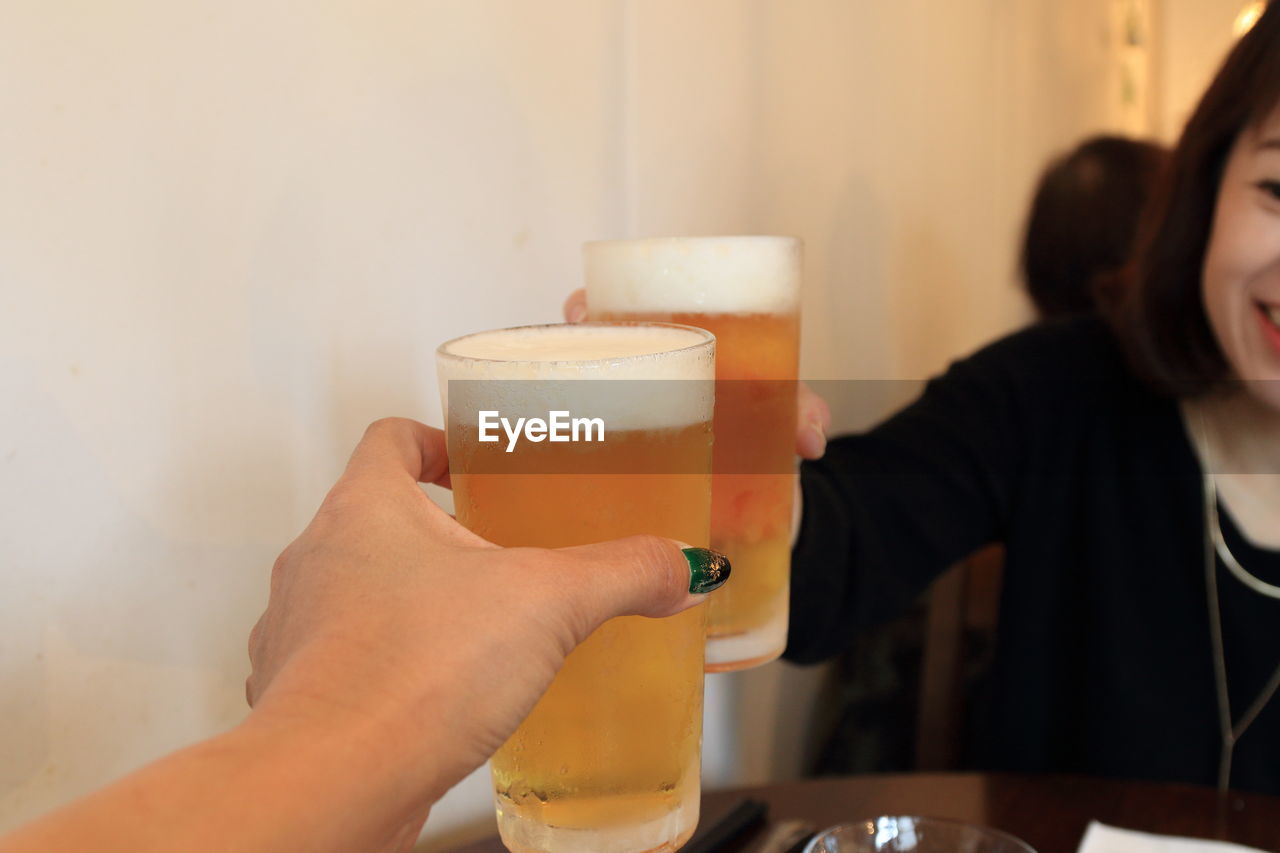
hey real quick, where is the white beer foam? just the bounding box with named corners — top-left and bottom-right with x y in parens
top-left (436, 323), bottom-right (715, 431)
top-left (441, 323), bottom-right (712, 375)
top-left (584, 236), bottom-right (801, 315)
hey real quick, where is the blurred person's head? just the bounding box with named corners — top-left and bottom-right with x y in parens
top-left (1021, 136), bottom-right (1169, 320)
top-left (1117, 0), bottom-right (1280, 410)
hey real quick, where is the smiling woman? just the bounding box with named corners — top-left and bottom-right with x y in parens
top-left (788, 1), bottom-right (1280, 797)
top-left (1193, 117), bottom-right (1280, 552)
top-left (1202, 118), bottom-right (1280, 402)
top-left (1116, 1), bottom-right (1280, 403)
top-left (1112, 1), bottom-right (1280, 551)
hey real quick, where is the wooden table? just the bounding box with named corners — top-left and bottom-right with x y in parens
top-left (447, 773), bottom-right (1280, 852)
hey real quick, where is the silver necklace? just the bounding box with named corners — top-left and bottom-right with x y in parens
top-left (1204, 473), bottom-right (1280, 600)
top-left (1198, 453), bottom-right (1280, 793)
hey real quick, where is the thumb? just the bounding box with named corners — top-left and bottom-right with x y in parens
top-left (555, 535), bottom-right (730, 621)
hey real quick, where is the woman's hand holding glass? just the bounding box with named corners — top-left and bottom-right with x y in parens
top-left (562, 288), bottom-right (830, 460)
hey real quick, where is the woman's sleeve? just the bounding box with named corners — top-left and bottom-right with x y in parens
top-left (785, 339), bottom-right (1032, 664)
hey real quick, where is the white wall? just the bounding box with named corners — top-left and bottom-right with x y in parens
top-left (1156, 0), bottom-right (1255, 141)
top-left (0, 1), bottom-right (1144, 850)
top-left (0, 1), bottom-right (630, 845)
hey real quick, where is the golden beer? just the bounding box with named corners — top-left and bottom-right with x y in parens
top-left (585, 237), bottom-right (801, 671)
top-left (437, 323), bottom-right (715, 853)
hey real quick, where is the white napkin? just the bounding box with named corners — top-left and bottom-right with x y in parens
top-left (1079, 821), bottom-right (1269, 853)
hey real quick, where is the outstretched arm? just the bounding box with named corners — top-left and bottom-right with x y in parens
top-left (0, 418), bottom-right (725, 853)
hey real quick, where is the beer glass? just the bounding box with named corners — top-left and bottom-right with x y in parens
top-left (584, 237), bottom-right (800, 671)
top-left (436, 322), bottom-right (715, 853)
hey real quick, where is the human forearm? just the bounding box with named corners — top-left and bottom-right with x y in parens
top-left (0, 703), bottom-right (441, 853)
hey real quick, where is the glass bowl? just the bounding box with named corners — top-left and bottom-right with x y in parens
top-left (804, 816), bottom-right (1036, 853)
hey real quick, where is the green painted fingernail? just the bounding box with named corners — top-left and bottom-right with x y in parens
top-left (683, 547), bottom-right (731, 594)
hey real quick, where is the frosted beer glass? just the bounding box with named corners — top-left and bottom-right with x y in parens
top-left (585, 237), bottom-right (800, 671)
top-left (436, 323), bottom-right (715, 853)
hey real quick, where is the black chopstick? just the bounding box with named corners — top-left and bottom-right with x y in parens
top-left (682, 798), bottom-right (769, 853)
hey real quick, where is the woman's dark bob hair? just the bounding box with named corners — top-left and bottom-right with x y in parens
top-left (1115, 1), bottom-right (1280, 396)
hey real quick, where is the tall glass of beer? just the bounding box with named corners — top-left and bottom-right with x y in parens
top-left (436, 322), bottom-right (716, 853)
top-left (584, 237), bottom-right (800, 671)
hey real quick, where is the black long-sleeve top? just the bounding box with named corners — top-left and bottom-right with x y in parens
top-left (787, 317), bottom-right (1280, 794)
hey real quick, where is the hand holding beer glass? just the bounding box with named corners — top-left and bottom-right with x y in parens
top-left (437, 323), bottom-right (719, 853)
top-left (584, 237), bottom-right (801, 671)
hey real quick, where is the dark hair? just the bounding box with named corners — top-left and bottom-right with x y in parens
top-left (1021, 136), bottom-right (1169, 319)
top-left (1111, 2), bottom-right (1280, 396)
